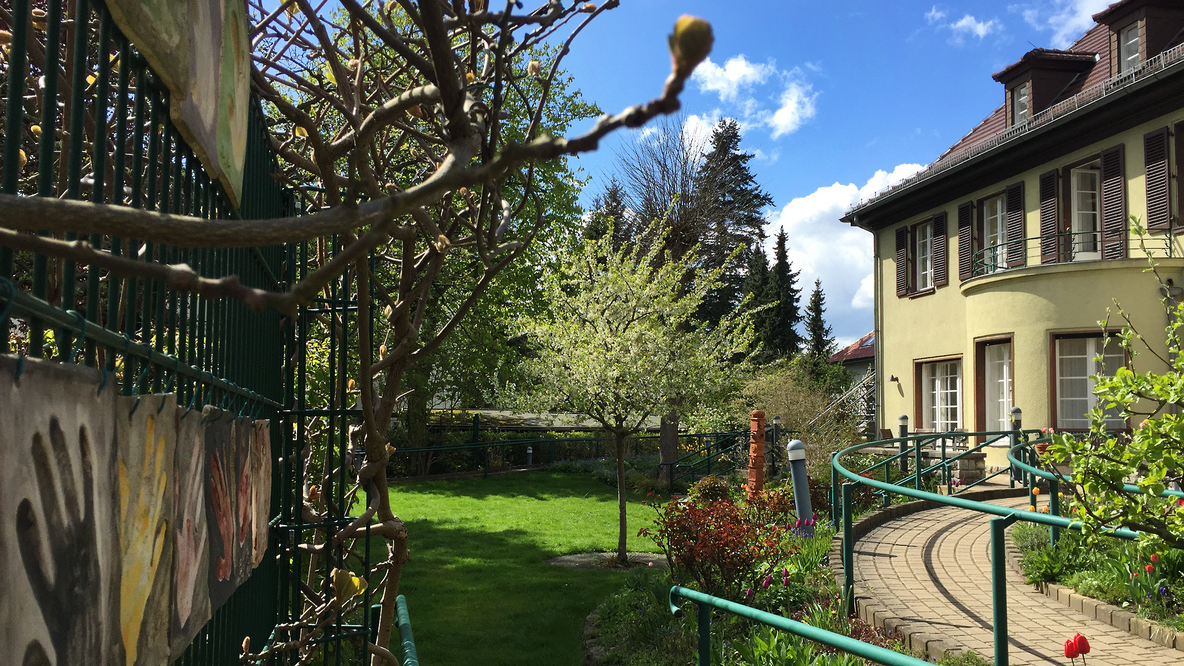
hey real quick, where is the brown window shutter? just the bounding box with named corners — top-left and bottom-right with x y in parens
top-left (957, 202), bottom-right (974, 281)
top-left (1005, 182), bottom-right (1026, 267)
top-left (1145, 127), bottom-right (1170, 232)
top-left (933, 212), bottom-right (948, 287)
top-left (1176, 122), bottom-right (1184, 233)
top-left (895, 226), bottom-right (908, 297)
top-left (1039, 170), bottom-right (1060, 264)
top-left (1100, 144), bottom-right (1127, 260)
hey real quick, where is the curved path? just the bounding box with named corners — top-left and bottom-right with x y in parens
top-left (854, 495), bottom-right (1184, 665)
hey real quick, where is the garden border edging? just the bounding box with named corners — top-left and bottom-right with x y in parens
top-left (1003, 526), bottom-right (1184, 651)
top-left (829, 486), bottom-right (1027, 661)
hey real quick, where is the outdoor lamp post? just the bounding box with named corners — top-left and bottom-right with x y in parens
top-left (898, 414), bottom-right (909, 473)
top-left (770, 414), bottom-right (781, 477)
top-left (526, 446), bottom-right (533, 466)
top-left (786, 439), bottom-right (812, 529)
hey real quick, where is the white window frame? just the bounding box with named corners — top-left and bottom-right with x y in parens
top-left (983, 342), bottom-right (1013, 433)
top-left (1071, 164), bottom-right (1101, 261)
top-left (1055, 336), bottom-right (1125, 431)
top-left (921, 359), bottom-right (962, 432)
top-left (1119, 23), bottom-right (1140, 73)
top-left (915, 221), bottom-right (934, 291)
top-left (982, 194), bottom-right (1007, 274)
top-left (1013, 83), bottom-right (1029, 124)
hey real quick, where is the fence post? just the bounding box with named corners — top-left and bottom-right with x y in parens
top-left (898, 414), bottom-right (909, 473)
top-left (697, 600), bottom-right (712, 666)
top-left (1010, 407), bottom-right (1022, 487)
top-left (831, 460), bottom-right (840, 527)
top-left (914, 436), bottom-right (922, 491)
top-left (991, 515), bottom-right (1017, 666)
top-left (842, 482), bottom-right (855, 617)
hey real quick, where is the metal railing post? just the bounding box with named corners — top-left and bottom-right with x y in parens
top-left (991, 515), bottom-right (1017, 666)
top-left (843, 482), bottom-right (855, 617)
top-left (1050, 477), bottom-right (1061, 545)
top-left (914, 437), bottom-right (922, 491)
top-left (882, 462), bottom-right (891, 508)
top-left (698, 601), bottom-right (712, 666)
top-left (831, 461), bottom-right (840, 527)
top-left (898, 414), bottom-right (909, 473)
top-left (1009, 408), bottom-right (1023, 486)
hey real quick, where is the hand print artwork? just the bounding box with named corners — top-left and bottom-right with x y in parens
top-left (250, 420), bottom-right (271, 568)
top-left (170, 408), bottom-right (212, 662)
top-left (0, 356), bottom-right (122, 666)
top-left (232, 417), bottom-right (254, 586)
top-left (203, 407), bottom-right (239, 611)
top-left (116, 394), bottom-right (176, 666)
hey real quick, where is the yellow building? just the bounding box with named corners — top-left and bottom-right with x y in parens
top-left (841, 0), bottom-right (1184, 466)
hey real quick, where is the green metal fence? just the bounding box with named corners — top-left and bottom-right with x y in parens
top-left (1, 0), bottom-right (289, 662)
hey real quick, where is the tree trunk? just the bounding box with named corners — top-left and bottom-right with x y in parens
top-left (615, 432), bottom-right (629, 565)
top-left (659, 410), bottom-right (679, 485)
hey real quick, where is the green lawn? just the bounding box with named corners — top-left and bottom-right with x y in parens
top-left (387, 471), bottom-right (663, 666)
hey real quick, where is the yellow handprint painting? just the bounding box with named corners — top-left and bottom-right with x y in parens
top-left (117, 394), bottom-right (176, 666)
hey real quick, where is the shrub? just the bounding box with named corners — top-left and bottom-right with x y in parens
top-left (690, 475), bottom-right (736, 503)
top-left (1011, 522), bottom-right (1050, 553)
top-left (1019, 532), bottom-right (1093, 584)
top-left (641, 490), bottom-right (799, 599)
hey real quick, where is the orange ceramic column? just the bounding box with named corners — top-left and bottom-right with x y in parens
top-left (748, 410), bottom-right (765, 498)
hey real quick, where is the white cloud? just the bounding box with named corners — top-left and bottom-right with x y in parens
top-left (852, 274), bottom-right (875, 309)
top-left (1013, 0), bottom-right (1109, 48)
top-left (693, 56), bottom-right (776, 103)
top-left (763, 164), bottom-right (924, 339)
top-left (926, 7), bottom-right (1003, 44)
top-left (949, 14), bottom-right (1001, 39)
top-left (688, 54), bottom-right (818, 141)
top-left (768, 81), bottom-right (817, 139)
top-left (682, 112), bottom-right (719, 155)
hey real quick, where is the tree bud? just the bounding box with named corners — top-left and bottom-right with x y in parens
top-left (668, 15), bottom-right (713, 79)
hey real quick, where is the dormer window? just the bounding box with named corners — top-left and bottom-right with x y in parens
top-left (1012, 83), bottom-right (1029, 125)
top-left (1119, 22), bottom-right (1141, 72)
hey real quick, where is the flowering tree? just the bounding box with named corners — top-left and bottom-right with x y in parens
top-left (1048, 232), bottom-right (1184, 550)
top-left (513, 221), bottom-right (756, 563)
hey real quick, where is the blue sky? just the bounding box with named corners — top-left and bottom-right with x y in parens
top-left (555, 0), bottom-right (1111, 348)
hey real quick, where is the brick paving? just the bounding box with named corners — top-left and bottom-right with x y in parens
top-left (853, 494), bottom-right (1184, 665)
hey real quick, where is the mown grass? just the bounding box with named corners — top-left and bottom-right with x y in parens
top-left (386, 471), bottom-right (664, 666)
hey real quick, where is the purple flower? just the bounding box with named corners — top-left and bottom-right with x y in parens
top-left (761, 575), bottom-right (772, 589)
top-left (1161, 586), bottom-right (1168, 595)
top-left (745, 588), bottom-right (753, 599)
top-left (782, 566), bottom-right (789, 577)
top-left (795, 518), bottom-right (802, 528)
top-left (782, 576), bottom-right (790, 587)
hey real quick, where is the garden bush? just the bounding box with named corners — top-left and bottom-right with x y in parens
top-left (1010, 522), bottom-right (1050, 554)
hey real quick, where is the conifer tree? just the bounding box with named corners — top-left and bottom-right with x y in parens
top-left (585, 178), bottom-right (630, 248)
top-left (804, 278), bottom-right (835, 360)
top-left (696, 118), bottom-right (774, 324)
top-left (763, 227), bottom-right (802, 358)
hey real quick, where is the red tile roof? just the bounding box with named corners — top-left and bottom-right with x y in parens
top-left (829, 331), bottom-right (875, 364)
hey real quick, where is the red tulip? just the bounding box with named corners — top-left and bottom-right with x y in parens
top-left (1064, 639), bottom-right (1079, 658)
top-left (1147, 564), bottom-right (1155, 572)
top-left (1073, 633), bottom-right (1090, 655)
top-left (1152, 554), bottom-right (1160, 563)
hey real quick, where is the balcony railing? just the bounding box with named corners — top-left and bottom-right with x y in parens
top-left (969, 231), bottom-right (1176, 278)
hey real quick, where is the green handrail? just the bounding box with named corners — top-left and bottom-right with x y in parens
top-left (667, 586), bottom-right (932, 666)
top-left (395, 595), bottom-right (419, 666)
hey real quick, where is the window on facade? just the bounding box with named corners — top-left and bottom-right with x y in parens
top-left (1071, 163), bottom-right (1101, 260)
top-left (981, 342), bottom-right (1013, 432)
top-left (1013, 83), bottom-right (1029, 124)
top-left (921, 359), bottom-right (961, 432)
top-left (981, 194), bottom-right (1007, 273)
top-left (1055, 337), bottom-right (1125, 430)
top-left (915, 221), bottom-right (934, 291)
top-left (1119, 23), bottom-right (1140, 73)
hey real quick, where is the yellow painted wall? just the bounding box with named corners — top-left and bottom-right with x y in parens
top-left (874, 109), bottom-right (1184, 466)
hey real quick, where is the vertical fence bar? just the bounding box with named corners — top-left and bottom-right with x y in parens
top-left (842, 482), bottom-right (855, 617)
top-left (59, 0), bottom-right (92, 360)
top-left (31, 0), bottom-right (65, 358)
top-left (1050, 477), bottom-right (1061, 545)
top-left (0, 0), bottom-right (30, 351)
top-left (697, 600), bottom-right (711, 666)
top-left (991, 515), bottom-right (1016, 666)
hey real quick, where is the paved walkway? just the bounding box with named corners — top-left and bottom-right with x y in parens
top-left (854, 495), bottom-right (1184, 665)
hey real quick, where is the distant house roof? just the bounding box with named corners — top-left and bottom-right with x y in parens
top-left (829, 331), bottom-right (875, 364)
